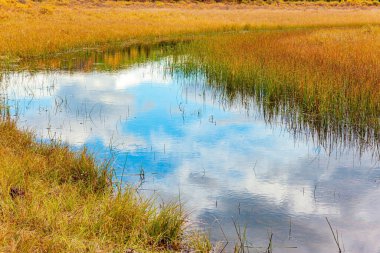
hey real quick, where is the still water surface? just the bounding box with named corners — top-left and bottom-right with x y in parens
top-left (1, 56), bottom-right (380, 252)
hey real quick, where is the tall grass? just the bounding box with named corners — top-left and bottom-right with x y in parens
top-left (0, 115), bottom-right (211, 252)
top-left (1, 2), bottom-right (380, 60)
top-left (172, 26), bottom-right (380, 155)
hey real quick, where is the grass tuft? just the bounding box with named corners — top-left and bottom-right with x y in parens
top-left (0, 118), bottom-right (210, 252)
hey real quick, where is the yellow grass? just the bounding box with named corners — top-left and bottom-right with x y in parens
top-left (176, 26), bottom-right (380, 152)
top-left (0, 118), bottom-right (211, 252)
top-left (1, 2), bottom-right (380, 59)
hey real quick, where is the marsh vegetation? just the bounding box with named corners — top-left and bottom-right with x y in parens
top-left (0, 2), bottom-right (380, 252)
top-left (172, 26), bottom-right (380, 156)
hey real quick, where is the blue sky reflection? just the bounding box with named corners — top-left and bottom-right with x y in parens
top-left (2, 61), bottom-right (380, 252)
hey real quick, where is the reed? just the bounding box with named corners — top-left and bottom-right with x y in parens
top-left (172, 26), bottom-right (380, 155)
top-left (0, 117), bottom-right (211, 252)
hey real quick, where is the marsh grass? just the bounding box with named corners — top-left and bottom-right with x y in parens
top-left (172, 26), bottom-right (380, 156)
top-left (0, 116), bottom-right (211, 252)
top-left (1, 2), bottom-right (380, 61)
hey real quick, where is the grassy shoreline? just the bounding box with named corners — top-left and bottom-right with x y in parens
top-left (172, 26), bottom-right (380, 155)
top-left (0, 117), bottom-right (211, 252)
top-left (1, 3), bottom-right (380, 60)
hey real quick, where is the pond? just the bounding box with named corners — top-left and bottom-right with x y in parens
top-left (1, 46), bottom-right (379, 252)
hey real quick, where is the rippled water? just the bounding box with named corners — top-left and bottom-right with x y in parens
top-left (1, 57), bottom-right (380, 252)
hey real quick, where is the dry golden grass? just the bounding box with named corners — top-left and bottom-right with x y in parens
top-left (1, 2), bottom-right (380, 59)
top-left (176, 26), bottom-right (380, 152)
top-left (0, 118), bottom-right (211, 252)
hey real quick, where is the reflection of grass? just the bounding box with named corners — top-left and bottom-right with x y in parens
top-left (173, 26), bottom-right (380, 155)
top-left (10, 43), bottom-right (177, 71)
top-left (1, 2), bottom-right (380, 60)
top-left (0, 117), bottom-right (210, 252)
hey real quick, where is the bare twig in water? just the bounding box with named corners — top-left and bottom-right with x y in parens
top-left (325, 217), bottom-right (342, 253)
top-left (211, 216), bottom-right (229, 253)
top-left (266, 232), bottom-right (273, 253)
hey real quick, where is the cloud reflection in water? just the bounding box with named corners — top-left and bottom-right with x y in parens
top-left (2, 61), bottom-right (380, 253)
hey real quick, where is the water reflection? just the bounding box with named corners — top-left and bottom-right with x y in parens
top-left (1, 56), bottom-right (380, 252)
top-left (3, 42), bottom-right (176, 72)
top-left (171, 54), bottom-right (380, 160)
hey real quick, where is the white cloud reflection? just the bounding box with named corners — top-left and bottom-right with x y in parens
top-left (2, 62), bottom-right (380, 253)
